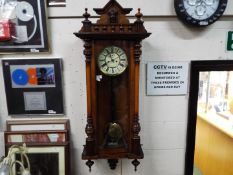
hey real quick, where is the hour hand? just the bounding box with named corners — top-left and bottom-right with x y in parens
top-left (110, 54), bottom-right (116, 62)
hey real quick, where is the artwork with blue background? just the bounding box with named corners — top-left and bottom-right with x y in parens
top-left (10, 64), bottom-right (55, 88)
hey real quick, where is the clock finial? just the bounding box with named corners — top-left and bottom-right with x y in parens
top-left (135, 8), bottom-right (143, 21)
top-left (82, 8), bottom-right (92, 31)
top-left (83, 8), bottom-right (90, 21)
top-left (134, 8), bottom-right (144, 31)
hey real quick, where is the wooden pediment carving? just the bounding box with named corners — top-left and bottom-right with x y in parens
top-left (94, 0), bottom-right (132, 25)
top-left (74, 0), bottom-right (151, 40)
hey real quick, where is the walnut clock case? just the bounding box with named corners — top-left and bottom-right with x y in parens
top-left (174, 0), bottom-right (228, 26)
top-left (74, 0), bottom-right (151, 171)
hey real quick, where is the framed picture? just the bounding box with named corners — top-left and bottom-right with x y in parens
top-left (0, 0), bottom-right (49, 53)
top-left (10, 146), bottom-right (67, 175)
top-left (5, 131), bottom-right (68, 144)
top-left (6, 119), bottom-right (69, 131)
top-left (2, 59), bottom-right (64, 115)
top-left (48, 0), bottom-right (66, 7)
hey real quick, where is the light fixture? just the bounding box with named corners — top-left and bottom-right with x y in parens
top-left (0, 144), bottom-right (31, 175)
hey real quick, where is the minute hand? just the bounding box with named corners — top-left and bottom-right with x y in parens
top-left (202, 0), bottom-right (213, 6)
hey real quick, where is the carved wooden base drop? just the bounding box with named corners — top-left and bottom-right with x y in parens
top-left (132, 159), bottom-right (140, 171)
top-left (86, 160), bottom-right (94, 172)
top-left (108, 159), bottom-right (119, 170)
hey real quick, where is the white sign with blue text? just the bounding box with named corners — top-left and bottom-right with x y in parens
top-left (147, 62), bottom-right (189, 95)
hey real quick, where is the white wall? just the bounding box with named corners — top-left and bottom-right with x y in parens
top-left (0, 1), bottom-right (233, 175)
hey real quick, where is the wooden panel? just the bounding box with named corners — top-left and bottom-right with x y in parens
top-left (194, 117), bottom-right (233, 175)
top-left (95, 40), bottom-right (130, 152)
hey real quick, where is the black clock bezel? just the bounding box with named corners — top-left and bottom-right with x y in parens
top-left (174, 0), bottom-right (228, 26)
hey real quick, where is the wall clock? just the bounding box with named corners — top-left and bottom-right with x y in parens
top-left (98, 46), bottom-right (128, 76)
top-left (174, 0), bottom-right (228, 26)
top-left (74, 0), bottom-right (151, 171)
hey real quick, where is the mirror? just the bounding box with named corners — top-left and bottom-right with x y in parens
top-left (185, 60), bottom-right (233, 175)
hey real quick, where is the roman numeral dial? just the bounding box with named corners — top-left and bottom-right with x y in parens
top-left (98, 46), bottom-right (128, 76)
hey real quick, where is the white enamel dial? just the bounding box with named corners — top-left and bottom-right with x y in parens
top-left (183, 0), bottom-right (219, 20)
top-left (98, 46), bottom-right (128, 76)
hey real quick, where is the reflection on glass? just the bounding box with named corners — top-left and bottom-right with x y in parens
top-left (188, 0), bottom-right (197, 6)
top-left (204, 0), bottom-right (214, 5)
top-left (198, 71), bottom-right (232, 116)
top-left (195, 5), bottom-right (206, 16)
top-left (194, 71), bottom-right (233, 175)
top-left (16, 153), bottom-right (59, 175)
top-left (48, 0), bottom-right (66, 7)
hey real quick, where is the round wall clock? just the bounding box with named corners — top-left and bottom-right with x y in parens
top-left (174, 0), bottom-right (228, 26)
top-left (98, 46), bottom-right (128, 76)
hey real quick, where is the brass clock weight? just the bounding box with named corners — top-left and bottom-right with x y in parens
top-left (74, 0), bottom-right (151, 171)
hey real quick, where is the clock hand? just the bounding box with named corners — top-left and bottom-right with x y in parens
top-left (202, 0), bottom-right (212, 6)
top-left (110, 54), bottom-right (116, 63)
top-left (196, 0), bottom-right (202, 5)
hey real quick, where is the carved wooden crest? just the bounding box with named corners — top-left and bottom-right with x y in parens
top-left (75, 0), bottom-right (150, 40)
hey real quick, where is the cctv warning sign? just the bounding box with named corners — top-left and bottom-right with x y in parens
top-left (147, 62), bottom-right (189, 95)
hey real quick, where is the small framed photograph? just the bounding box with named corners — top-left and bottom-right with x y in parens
top-left (10, 146), bottom-right (68, 175)
top-left (0, 0), bottom-right (49, 53)
top-left (6, 119), bottom-right (70, 131)
top-left (2, 59), bottom-right (64, 115)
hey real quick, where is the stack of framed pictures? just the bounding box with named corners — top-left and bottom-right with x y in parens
top-left (4, 119), bottom-right (70, 175)
top-left (2, 58), bottom-right (64, 115)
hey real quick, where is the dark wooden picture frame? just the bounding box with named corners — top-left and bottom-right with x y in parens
top-left (185, 60), bottom-right (233, 175)
top-left (2, 59), bottom-right (64, 115)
